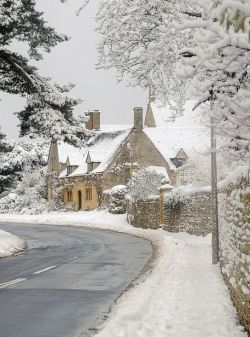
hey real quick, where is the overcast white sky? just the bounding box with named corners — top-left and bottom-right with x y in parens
top-left (0, 0), bottom-right (147, 138)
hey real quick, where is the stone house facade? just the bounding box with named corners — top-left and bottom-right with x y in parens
top-left (47, 100), bottom-right (208, 211)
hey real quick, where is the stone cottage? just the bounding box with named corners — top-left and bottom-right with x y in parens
top-left (47, 99), bottom-right (209, 211)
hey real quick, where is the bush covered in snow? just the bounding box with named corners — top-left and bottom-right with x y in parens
top-left (0, 167), bottom-right (48, 215)
top-left (127, 166), bottom-right (169, 202)
top-left (104, 185), bottom-right (128, 214)
top-left (0, 138), bottom-right (49, 195)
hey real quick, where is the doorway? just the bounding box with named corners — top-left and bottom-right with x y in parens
top-left (78, 190), bottom-right (82, 210)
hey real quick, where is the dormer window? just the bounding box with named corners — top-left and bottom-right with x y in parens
top-left (87, 161), bottom-right (100, 173)
top-left (67, 165), bottom-right (78, 176)
top-left (87, 162), bottom-right (94, 173)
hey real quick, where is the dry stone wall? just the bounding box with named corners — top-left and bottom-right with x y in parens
top-left (219, 171), bottom-right (250, 333)
top-left (126, 198), bottom-right (160, 229)
top-left (163, 190), bottom-right (212, 236)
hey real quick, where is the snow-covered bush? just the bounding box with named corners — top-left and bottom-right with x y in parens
top-left (0, 167), bottom-right (48, 215)
top-left (105, 185), bottom-right (128, 214)
top-left (0, 138), bottom-right (49, 194)
top-left (127, 166), bottom-right (169, 202)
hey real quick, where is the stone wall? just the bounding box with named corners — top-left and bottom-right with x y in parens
top-left (163, 190), bottom-right (212, 236)
top-left (126, 198), bottom-right (160, 229)
top-left (219, 171), bottom-right (250, 333)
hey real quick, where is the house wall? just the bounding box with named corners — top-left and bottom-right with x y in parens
top-left (62, 178), bottom-right (99, 211)
top-left (103, 129), bottom-right (175, 192)
top-left (176, 163), bottom-right (197, 186)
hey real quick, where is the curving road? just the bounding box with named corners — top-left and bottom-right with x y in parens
top-left (0, 223), bottom-right (152, 337)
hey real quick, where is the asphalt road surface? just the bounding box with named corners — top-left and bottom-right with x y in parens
top-left (0, 223), bottom-right (152, 337)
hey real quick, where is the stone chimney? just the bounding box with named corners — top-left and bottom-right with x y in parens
top-left (144, 86), bottom-right (156, 127)
top-left (85, 110), bottom-right (101, 130)
top-left (133, 107), bottom-right (143, 132)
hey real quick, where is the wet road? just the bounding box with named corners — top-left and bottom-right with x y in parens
top-left (0, 223), bottom-right (152, 337)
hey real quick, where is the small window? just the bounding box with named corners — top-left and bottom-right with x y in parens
top-left (67, 191), bottom-right (73, 202)
top-left (85, 188), bottom-right (92, 201)
top-left (87, 162), bottom-right (93, 173)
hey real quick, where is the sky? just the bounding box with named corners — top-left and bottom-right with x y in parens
top-left (0, 0), bottom-right (147, 139)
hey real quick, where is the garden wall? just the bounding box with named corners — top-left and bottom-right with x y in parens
top-left (219, 168), bottom-right (250, 333)
top-left (126, 198), bottom-right (160, 229)
top-left (163, 189), bottom-right (212, 236)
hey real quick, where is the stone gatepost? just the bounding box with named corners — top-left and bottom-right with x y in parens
top-left (159, 184), bottom-right (174, 224)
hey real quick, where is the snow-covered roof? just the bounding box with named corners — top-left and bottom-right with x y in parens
top-left (58, 129), bottom-right (131, 177)
top-left (87, 150), bottom-right (109, 163)
top-left (144, 101), bottom-right (210, 170)
top-left (58, 143), bottom-right (86, 166)
top-left (100, 125), bottom-right (132, 132)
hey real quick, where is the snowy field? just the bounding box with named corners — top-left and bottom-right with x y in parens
top-left (0, 211), bottom-right (247, 337)
top-left (0, 229), bottom-right (26, 258)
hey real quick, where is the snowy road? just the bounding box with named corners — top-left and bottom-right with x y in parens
top-left (0, 223), bottom-right (152, 337)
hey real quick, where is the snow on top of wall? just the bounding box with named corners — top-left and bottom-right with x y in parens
top-left (164, 184), bottom-right (211, 204)
top-left (219, 165), bottom-right (250, 189)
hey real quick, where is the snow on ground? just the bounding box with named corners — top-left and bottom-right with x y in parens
top-left (0, 211), bottom-right (247, 337)
top-left (0, 229), bottom-right (26, 258)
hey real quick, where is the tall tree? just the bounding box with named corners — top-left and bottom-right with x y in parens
top-left (0, 0), bottom-right (89, 145)
top-left (96, 0), bottom-right (250, 160)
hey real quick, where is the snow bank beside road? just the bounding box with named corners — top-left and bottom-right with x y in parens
top-left (0, 229), bottom-right (26, 258)
top-left (0, 211), bottom-right (247, 337)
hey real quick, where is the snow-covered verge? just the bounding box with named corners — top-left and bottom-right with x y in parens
top-left (219, 166), bottom-right (250, 332)
top-left (0, 229), bottom-right (26, 258)
top-left (0, 211), bottom-right (247, 337)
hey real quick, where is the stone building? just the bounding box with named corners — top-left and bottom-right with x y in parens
top-left (47, 100), bottom-right (209, 211)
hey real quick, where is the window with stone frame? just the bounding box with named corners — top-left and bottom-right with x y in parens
top-left (85, 188), bottom-right (92, 201)
top-left (67, 190), bottom-right (73, 202)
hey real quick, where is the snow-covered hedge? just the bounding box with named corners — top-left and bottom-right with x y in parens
top-left (219, 166), bottom-right (250, 332)
top-left (127, 166), bottom-right (169, 202)
top-left (104, 185), bottom-right (128, 214)
top-left (0, 138), bottom-right (49, 194)
top-left (0, 167), bottom-right (48, 215)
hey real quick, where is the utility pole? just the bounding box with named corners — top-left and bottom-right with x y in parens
top-left (210, 96), bottom-right (219, 264)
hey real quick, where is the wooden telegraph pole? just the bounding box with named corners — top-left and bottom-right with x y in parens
top-left (210, 95), bottom-right (220, 264)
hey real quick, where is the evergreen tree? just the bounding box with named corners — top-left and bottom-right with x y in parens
top-left (0, 127), bottom-right (12, 153)
top-left (0, 0), bottom-right (89, 145)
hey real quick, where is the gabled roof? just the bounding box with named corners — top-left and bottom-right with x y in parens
top-left (58, 143), bottom-right (86, 166)
top-left (144, 100), bottom-right (210, 169)
top-left (58, 128), bottom-right (131, 177)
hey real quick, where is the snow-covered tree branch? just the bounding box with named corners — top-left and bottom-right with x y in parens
top-left (96, 0), bottom-right (250, 161)
top-left (0, 0), bottom-right (90, 145)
